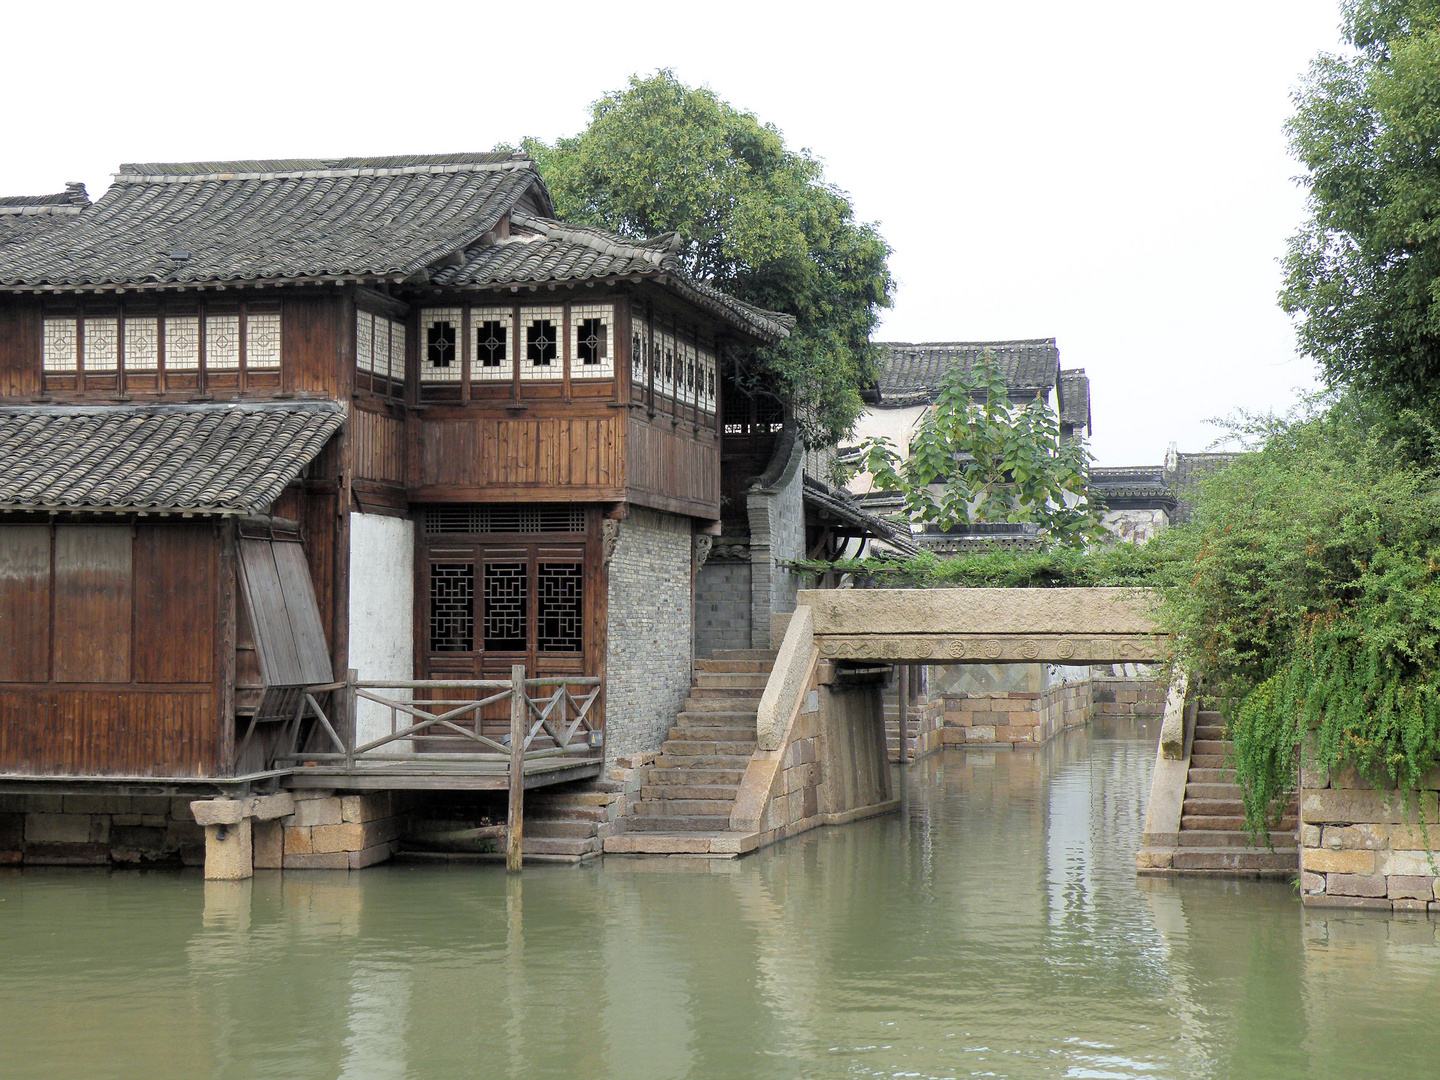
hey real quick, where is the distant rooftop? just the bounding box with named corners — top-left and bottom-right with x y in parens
top-left (872, 339), bottom-right (1061, 407)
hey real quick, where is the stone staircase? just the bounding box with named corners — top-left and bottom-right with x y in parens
top-left (1168, 708), bottom-right (1298, 876)
top-left (604, 649), bottom-right (775, 855)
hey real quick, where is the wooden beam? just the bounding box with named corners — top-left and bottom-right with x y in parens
top-left (507, 663), bottom-right (525, 873)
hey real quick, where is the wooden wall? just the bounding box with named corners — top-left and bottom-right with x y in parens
top-left (410, 410), bottom-right (623, 502)
top-left (626, 415), bottom-right (721, 518)
top-left (0, 302), bottom-right (41, 398)
top-left (352, 405), bottom-right (406, 486)
top-left (0, 521), bottom-right (223, 777)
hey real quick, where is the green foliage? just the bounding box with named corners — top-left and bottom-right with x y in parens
top-left (1156, 393), bottom-right (1440, 834)
top-left (846, 359), bottom-right (1105, 546)
top-left (514, 71), bottom-right (893, 445)
top-left (792, 540), bottom-right (1170, 589)
top-left (1281, 0), bottom-right (1440, 408)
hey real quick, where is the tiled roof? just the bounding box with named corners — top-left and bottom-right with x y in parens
top-left (432, 216), bottom-right (795, 344)
top-left (802, 475), bottom-right (919, 555)
top-left (873, 339), bottom-right (1060, 406)
top-left (1090, 465), bottom-right (1177, 512)
top-left (1170, 452), bottom-right (1237, 525)
top-left (1059, 367), bottom-right (1091, 434)
top-left (0, 156), bottom-right (549, 290)
top-left (0, 401), bottom-right (344, 515)
top-left (0, 183), bottom-right (90, 251)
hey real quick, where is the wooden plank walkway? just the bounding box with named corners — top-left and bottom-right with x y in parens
top-left (284, 754), bottom-right (604, 791)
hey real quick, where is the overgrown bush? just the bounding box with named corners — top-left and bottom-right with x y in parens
top-left (1157, 394), bottom-right (1440, 833)
top-left (792, 541), bottom-right (1168, 589)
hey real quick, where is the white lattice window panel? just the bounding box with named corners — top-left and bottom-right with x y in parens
top-left (680, 337), bottom-right (697, 402)
top-left (375, 317), bottom-right (394, 380)
top-left (630, 314), bottom-right (651, 387)
top-left (84, 317), bottom-right (118, 372)
top-left (656, 328), bottom-right (674, 399)
top-left (388, 319), bottom-right (407, 384)
top-left (166, 316), bottom-right (200, 370)
top-left (420, 308), bottom-right (462, 382)
top-left (42, 317), bottom-right (78, 373)
top-left (520, 305), bottom-right (564, 381)
top-left (247, 311), bottom-right (281, 370)
top-left (124, 317), bottom-right (159, 371)
top-left (471, 307), bottom-right (513, 382)
top-left (206, 314), bottom-right (240, 370)
top-left (570, 303), bottom-right (614, 379)
top-left (356, 311), bottom-right (376, 374)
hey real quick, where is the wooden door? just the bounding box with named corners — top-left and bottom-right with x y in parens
top-left (420, 534), bottom-right (592, 743)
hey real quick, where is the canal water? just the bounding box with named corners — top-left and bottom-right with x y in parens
top-left (3, 714), bottom-right (1440, 1080)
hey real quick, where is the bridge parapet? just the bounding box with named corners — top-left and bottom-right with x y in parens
top-left (795, 588), bottom-right (1169, 665)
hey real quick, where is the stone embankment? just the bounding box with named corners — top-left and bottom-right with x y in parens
top-left (1299, 767), bottom-right (1440, 912)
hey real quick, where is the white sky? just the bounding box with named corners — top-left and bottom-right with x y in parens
top-left (3, 1), bottom-right (1344, 466)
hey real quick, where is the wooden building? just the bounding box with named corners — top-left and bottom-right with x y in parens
top-left (0, 154), bottom-right (795, 790)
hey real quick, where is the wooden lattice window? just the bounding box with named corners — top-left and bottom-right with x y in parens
top-left (537, 563), bottom-right (583, 653)
top-left (429, 563), bottom-right (474, 652)
top-left (483, 563), bottom-right (528, 652)
top-left (476, 320), bottom-right (506, 368)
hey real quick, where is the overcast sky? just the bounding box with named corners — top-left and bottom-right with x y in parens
top-left (5, 1), bottom-right (1345, 466)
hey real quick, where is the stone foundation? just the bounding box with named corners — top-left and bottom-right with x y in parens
top-left (276, 791), bottom-right (410, 871)
top-left (939, 678), bottom-right (1093, 747)
top-left (1093, 676), bottom-right (1166, 719)
top-left (1299, 767), bottom-right (1440, 912)
top-left (0, 793), bottom-right (206, 867)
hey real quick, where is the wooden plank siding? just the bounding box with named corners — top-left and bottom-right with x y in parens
top-left (0, 302), bottom-right (42, 399)
top-left (351, 405), bottom-right (406, 485)
top-left (625, 414), bottom-right (721, 518)
top-left (0, 521), bottom-right (224, 777)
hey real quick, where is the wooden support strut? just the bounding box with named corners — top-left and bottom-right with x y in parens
top-left (507, 663), bottom-right (526, 872)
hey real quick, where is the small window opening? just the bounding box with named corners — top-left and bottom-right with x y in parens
top-left (427, 321), bottom-right (456, 368)
top-left (526, 320), bottom-right (557, 366)
top-left (577, 318), bottom-right (607, 366)
top-left (477, 320), bottom-right (506, 368)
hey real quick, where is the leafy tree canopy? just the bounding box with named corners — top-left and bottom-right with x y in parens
top-left (846, 359), bottom-right (1104, 546)
top-left (1282, 0), bottom-right (1440, 408)
top-left (514, 71), bottom-right (893, 445)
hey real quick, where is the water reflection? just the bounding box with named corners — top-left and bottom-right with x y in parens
top-left (3, 716), bottom-right (1440, 1079)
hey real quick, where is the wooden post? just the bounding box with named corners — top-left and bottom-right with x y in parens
top-left (344, 668), bottom-right (358, 772)
top-left (507, 663), bottom-right (526, 873)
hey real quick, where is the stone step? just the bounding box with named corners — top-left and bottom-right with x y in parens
top-left (524, 804), bottom-right (609, 823)
top-left (1178, 829), bottom-right (1297, 849)
top-left (640, 784), bottom-right (741, 802)
top-left (687, 686), bottom-right (766, 701)
top-left (694, 672), bottom-right (771, 689)
top-left (1190, 754), bottom-right (1229, 769)
top-left (667, 725), bottom-right (756, 743)
top-left (695, 659), bottom-right (775, 674)
top-left (604, 831), bottom-right (751, 855)
top-left (632, 799), bottom-right (737, 817)
top-left (1187, 768), bottom-right (1237, 784)
top-left (1197, 710), bottom-right (1225, 724)
top-left (711, 649), bottom-right (778, 661)
top-left (1191, 739), bottom-right (1228, 756)
top-left (527, 790), bottom-right (619, 809)
top-left (653, 754), bottom-right (755, 770)
top-left (623, 814), bottom-right (734, 832)
top-left (682, 696), bottom-right (764, 713)
top-left (647, 767), bottom-right (746, 786)
top-left (1193, 726), bottom-right (1227, 741)
top-left (1183, 798), bottom-right (1244, 816)
top-left (523, 835), bottom-right (602, 857)
top-left (675, 709), bottom-right (758, 723)
top-left (1169, 847), bottom-right (1297, 872)
top-left (1184, 782), bottom-right (1243, 800)
top-left (524, 819), bottom-right (598, 839)
top-left (1182, 815), bottom-right (1298, 833)
top-left (661, 740), bottom-right (757, 758)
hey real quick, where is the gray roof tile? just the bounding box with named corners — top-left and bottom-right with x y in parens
top-left (873, 339), bottom-right (1060, 406)
top-left (0, 157), bottom-right (547, 289)
top-left (0, 183), bottom-right (90, 251)
top-left (0, 401), bottom-right (344, 514)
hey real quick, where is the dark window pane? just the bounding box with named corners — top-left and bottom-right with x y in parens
top-left (577, 318), bottom-right (606, 365)
top-left (526, 320), bottom-right (557, 366)
top-left (484, 562), bottom-right (528, 651)
top-left (477, 320), bottom-right (506, 367)
top-left (430, 563), bottom-right (473, 652)
top-left (427, 321), bottom-right (456, 368)
top-left (537, 562), bottom-right (583, 652)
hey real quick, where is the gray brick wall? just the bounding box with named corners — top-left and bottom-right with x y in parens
top-left (695, 559), bottom-right (752, 658)
top-left (605, 507), bottom-right (694, 762)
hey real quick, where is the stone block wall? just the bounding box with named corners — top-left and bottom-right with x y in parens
top-left (605, 507), bottom-right (695, 763)
top-left (882, 682), bottom-right (946, 762)
top-left (273, 791), bottom-right (411, 870)
top-left (0, 793), bottom-right (205, 866)
top-left (1093, 676), bottom-right (1166, 719)
top-left (1299, 771), bottom-right (1440, 912)
top-left (940, 678), bottom-right (1093, 747)
top-left (694, 555), bottom-right (752, 658)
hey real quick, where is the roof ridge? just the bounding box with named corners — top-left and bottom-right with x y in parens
top-left (114, 154), bottom-right (534, 184)
top-left (875, 338), bottom-right (1057, 348)
top-left (509, 215), bottom-right (671, 267)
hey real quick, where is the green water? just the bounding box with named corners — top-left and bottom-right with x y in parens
top-left (3, 715), bottom-right (1439, 1080)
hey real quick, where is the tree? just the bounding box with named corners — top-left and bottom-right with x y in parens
top-left (848, 359), bottom-right (1104, 547)
top-left (1281, 0), bottom-right (1440, 408)
top-left (515, 71), bottom-right (893, 446)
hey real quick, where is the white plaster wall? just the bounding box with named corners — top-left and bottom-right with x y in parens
top-left (348, 513), bottom-right (415, 749)
top-left (844, 405), bottom-right (929, 495)
top-left (1102, 508), bottom-right (1170, 544)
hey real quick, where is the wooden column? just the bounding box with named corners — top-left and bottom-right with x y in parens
top-left (507, 663), bottom-right (526, 873)
top-left (898, 663), bottom-right (909, 764)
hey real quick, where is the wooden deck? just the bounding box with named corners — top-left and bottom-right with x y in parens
top-left (284, 753), bottom-right (604, 791)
